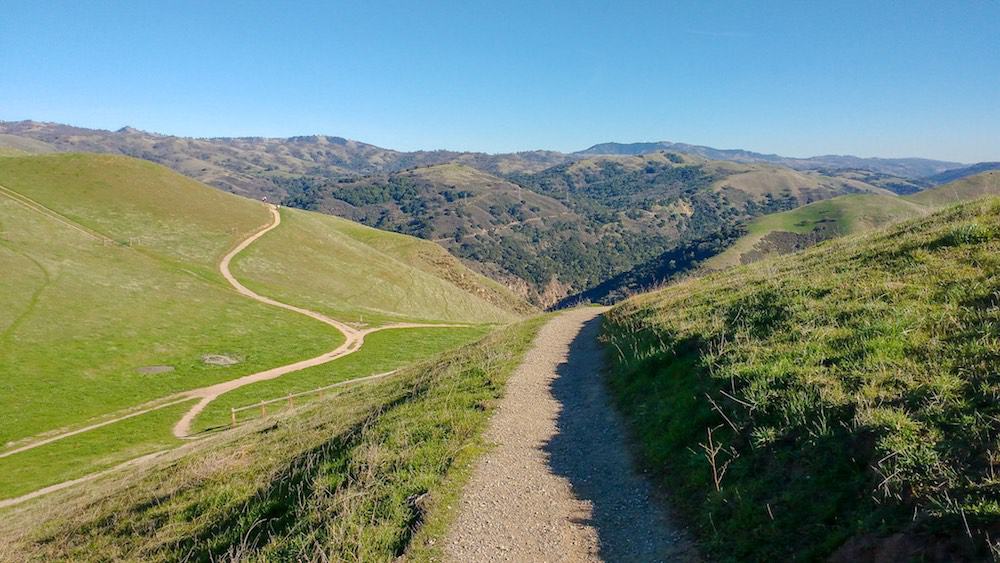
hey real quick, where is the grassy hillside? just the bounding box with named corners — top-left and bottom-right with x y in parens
top-left (232, 206), bottom-right (525, 325)
top-left (0, 153), bottom-right (529, 500)
top-left (603, 197), bottom-right (1000, 560)
top-left (909, 169), bottom-right (1000, 206)
top-left (923, 162), bottom-right (1000, 186)
top-left (0, 134), bottom-right (56, 156)
top-left (0, 154), bottom-right (340, 446)
top-left (705, 194), bottom-right (927, 269)
top-left (0, 317), bottom-right (547, 561)
top-left (707, 171), bottom-right (1000, 269)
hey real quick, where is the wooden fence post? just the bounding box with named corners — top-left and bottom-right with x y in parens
top-left (287, 393), bottom-right (294, 408)
top-left (260, 402), bottom-right (267, 418)
top-left (231, 408), bottom-right (236, 427)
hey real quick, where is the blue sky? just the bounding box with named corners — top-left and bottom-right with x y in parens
top-left (2, 1), bottom-right (998, 162)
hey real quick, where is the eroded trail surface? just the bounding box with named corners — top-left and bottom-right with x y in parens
top-left (445, 307), bottom-right (697, 562)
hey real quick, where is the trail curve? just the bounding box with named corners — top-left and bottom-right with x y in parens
top-left (3, 203), bottom-right (473, 457)
top-left (171, 204), bottom-right (470, 437)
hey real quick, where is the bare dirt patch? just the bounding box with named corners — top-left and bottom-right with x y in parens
top-left (136, 365), bottom-right (174, 374)
top-left (201, 354), bottom-right (240, 366)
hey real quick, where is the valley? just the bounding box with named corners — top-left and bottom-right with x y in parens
top-left (0, 121), bottom-right (980, 308)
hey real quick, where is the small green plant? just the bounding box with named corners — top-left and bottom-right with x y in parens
top-left (938, 222), bottom-right (993, 247)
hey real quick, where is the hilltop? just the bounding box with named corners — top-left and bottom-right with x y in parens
top-left (922, 161), bottom-right (1000, 185)
top-left (604, 196), bottom-right (1000, 559)
top-left (0, 121), bottom-right (572, 199)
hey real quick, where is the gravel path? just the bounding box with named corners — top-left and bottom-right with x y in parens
top-left (445, 307), bottom-right (697, 562)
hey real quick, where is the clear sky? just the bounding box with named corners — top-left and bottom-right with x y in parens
top-left (2, 1), bottom-right (998, 162)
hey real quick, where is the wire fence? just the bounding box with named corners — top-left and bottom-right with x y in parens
top-left (229, 369), bottom-right (399, 426)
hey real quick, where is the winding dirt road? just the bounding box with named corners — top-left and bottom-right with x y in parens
top-left (4, 203), bottom-right (470, 458)
top-left (171, 205), bottom-right (471, 437)
top-left (445, 308), bottom-right (696, 562)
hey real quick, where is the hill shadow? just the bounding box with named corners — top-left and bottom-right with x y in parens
top-left (542, 315), bottom-right (697, 562)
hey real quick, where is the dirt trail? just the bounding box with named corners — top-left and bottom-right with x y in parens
top-left (3, 203), bottom-right (470, 457)
top-left (0, 450), bottom-right (171, 510)
top-left (0, 397), bottom-right (193, 460)
top-left (445, 308), bottom-right (696, 562)
top-left (0, 183), bottom-right (115, 243)
top-left (173, 205), bottom-right (469, 437)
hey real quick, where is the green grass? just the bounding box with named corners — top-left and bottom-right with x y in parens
top-left (0, 157), bottom-right (341, 445)
top-left (0, 316), bottom-right (547, 561)
top-left (603, 197), bottom-right (1000, 560)
top-left (749, 194), bottom-right (924, 236)
top-left (0, 400), bottom-right (194, 500)
top-left (0, 152), bottom-right (529, 504)
top-left (233, 207), bottom-right (525, 326)
top-left (192, 325), bottom-right (492, 432)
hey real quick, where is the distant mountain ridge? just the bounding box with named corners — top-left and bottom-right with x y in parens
top-left (0, 120), bottom-right (573, 198)
top-left (575, 141), bottom-right (966, 179)
top-left (0, 121), bottom-right (978, 189)
top-left (922, 161), bottom-right (1000, 185)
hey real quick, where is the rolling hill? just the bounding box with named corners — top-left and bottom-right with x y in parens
top-left (291, 152), bottom-right (915, 305)
top-left (0, 152), bottom-right (528, 501)
top-left (604, 197), bottom-right (1000, 560)
top-left (922, 161), bottom-right (1000, 185)
top-left (1, 121), bottom-right (987, 308)
top-left (0, 121), bottom-right (572, 199)
top-left (1, 122), bottom-right (969, 191)
top-left (576, 141), bottom-right (964, 178)
top-left (705, 170), bottom-right (1000, 269)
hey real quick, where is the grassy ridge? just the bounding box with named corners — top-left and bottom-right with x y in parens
top-left (0, 317), bottom-right (546, 561)
top-left (604, 198), bottom-right (1000, 560)
top-left (707, 171), bottom-right (1000, 269)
